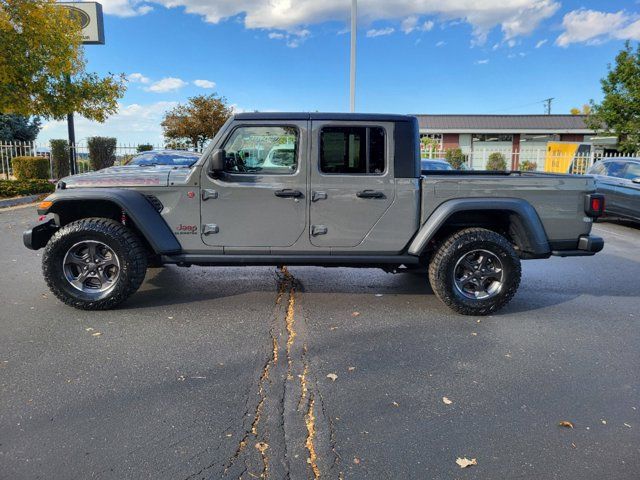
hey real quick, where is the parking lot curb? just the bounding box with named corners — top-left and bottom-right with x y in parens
top-left (0, 194), bottom-right (41, 210)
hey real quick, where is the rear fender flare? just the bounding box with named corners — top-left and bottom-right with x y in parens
top-left (408, 198), bottom-right (550, 256)
top-left (39, 188), bottom-right (181, 255)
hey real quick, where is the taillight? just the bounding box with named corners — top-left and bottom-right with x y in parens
top-left (585, 194), bottom-right (605, 217)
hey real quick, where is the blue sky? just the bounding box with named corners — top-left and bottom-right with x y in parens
top-left (40, 0), bottom-right (640, 144)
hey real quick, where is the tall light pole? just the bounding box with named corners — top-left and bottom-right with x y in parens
top-left (350, 0), bottom-right (357, 112)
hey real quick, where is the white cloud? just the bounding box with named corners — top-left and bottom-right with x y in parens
top-left (366, 27), bottom-right (395, 38)
top-left (535, 39), bottom-right (548, 48)
top-left (102, 0), bottom-right (560, 44)
top-left (436, 40), bottom-right (446, 47)
top-left (128, 72), bottom-right (151, 84)
top-left (99, 0), bottom-right (153, 17)
top-left (145, 77), bottom-right (188, 93)
top-left (267, 29), bottom-right (309, 47)
top-left (194, 79), bottom-right (216, 89)
top-left (38, 101), bottom-right (177, 145)
top-left (401, 16), bottom-right (434, 33)
top-left (556, 9), bottom-right (640, 47)
top-left (475, 59), bottom-right (490, 64)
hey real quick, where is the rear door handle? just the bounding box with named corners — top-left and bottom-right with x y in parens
top-left (274, 189), bottom-right (303, 198)
top-left (356, 190), bottom-right (385, 199)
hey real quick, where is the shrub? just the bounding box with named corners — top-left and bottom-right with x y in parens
top-left (87, 136), bottom-right (117, 170)
top-left (444, 148), bottom-right (466, 170)
top-left (486, 152), bottom-right (507, 171)
top-left (50, 139), bottom-right (69, 179)
top-left (137, 144), bottom-right (153, 153)
top-left (520, 160), bottom-right (537, 171)
top-left (11, 156), bottom-right (50, 180)
top-left (0, 179), bottom-right (54, 198)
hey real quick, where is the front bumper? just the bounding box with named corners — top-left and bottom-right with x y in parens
top-left (551, 234), bottom-right (604, 257)
top-left (23, 219), bottom-right (58, 250)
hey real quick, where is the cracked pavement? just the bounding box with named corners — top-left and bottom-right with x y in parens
top-left (1, 205), bottom-right (639, 479)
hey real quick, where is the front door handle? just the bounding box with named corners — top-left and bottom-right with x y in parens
top-left (275, 189), bottom-right (303, 198)
top-left (356, 189), bottom-right (385, 199)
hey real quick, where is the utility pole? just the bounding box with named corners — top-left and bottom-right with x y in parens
top-left (349, 0), bottom-right (357, 112)
top-left (544, 97), bottom-right (554, 115)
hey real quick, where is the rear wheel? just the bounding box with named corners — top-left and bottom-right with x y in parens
top-left (43, 218), bottom-right (148, 310)
top-left (428, 228), bottom-right (521, 316)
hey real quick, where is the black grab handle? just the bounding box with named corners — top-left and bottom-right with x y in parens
top-left (356, 190), bottom-right (385, 199)
top-left (274, 189), bottom-right (303, 198)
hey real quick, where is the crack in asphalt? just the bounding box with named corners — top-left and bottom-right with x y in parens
top-left (209, 267), bottom-right (339, 479)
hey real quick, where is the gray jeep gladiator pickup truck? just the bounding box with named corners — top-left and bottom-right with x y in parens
top-left (24, 113), bottom-right (605, 315)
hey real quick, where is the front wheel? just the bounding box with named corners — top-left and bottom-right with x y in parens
top-left (428, 228), bottom-right (521, 316)
top-left (42, 218), bottom-right (148, 310)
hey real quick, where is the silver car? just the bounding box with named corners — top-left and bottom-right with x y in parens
top-left (588, 158), bottom-right (640, 222)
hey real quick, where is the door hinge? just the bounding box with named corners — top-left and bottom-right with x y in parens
top-left (312, 191), bottom-right (327, 202)
top-left (311, 225), bottom-right (328, 236)
top-left (203, 224), bottom-right (219, 235)
top-left (202, 189), bottom-right (218, 201)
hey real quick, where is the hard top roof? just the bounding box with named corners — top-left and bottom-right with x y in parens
top-left (233, 112), bottom-right (415, 122)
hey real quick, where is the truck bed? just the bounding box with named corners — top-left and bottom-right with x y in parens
top-left (419, 173), bottom-right (596, 244)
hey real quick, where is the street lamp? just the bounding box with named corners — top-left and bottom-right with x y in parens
top-left (350, 0), bottom-right (357, 112)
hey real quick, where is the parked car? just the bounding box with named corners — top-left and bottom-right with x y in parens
top-left (421, 159), bottom-right (453, 172)
top-left (24, 113), bottom-right (604, 316)
top-left (587, 158), bottom-right (640, 222)
top-left (126, 150), bottom-right (200, 167)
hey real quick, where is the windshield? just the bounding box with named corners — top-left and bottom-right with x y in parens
top-left (421, 161), bottom-right (452, 171)
top-left (128, 151), bottom-right (200, 167)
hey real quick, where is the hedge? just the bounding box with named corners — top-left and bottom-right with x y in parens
top-left (87, 136), bottom-right (117, 170)
top-left (11, 156), bottom-right (50, 180)
top-left (50, 139), bottom-right (70, 179)
top-left (0, 180), bottom-right (55, 198)
top-left (486, 152), bottom-right (507, 171)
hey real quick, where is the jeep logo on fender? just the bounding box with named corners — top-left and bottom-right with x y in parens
top-left (175, 224), bottom-right (198, 234)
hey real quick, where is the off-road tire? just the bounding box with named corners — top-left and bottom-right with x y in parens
top-left (43, 218), bottom-right (148, 310)
top-left (428, 228), bottom-right (521, 316)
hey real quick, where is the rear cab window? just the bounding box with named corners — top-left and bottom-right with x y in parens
top-left (320, 126), bottom-right (385, 175)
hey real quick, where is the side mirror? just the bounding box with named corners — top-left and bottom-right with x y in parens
top-left (208, 149), bottom-right (225, 175)
top-left (632, 177), bottom-right (640, 184)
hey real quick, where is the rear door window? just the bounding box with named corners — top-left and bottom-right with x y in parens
top-left (320, 126), bottom-right (385, 175)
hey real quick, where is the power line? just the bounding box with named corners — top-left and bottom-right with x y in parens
top-left (543, 97), bottom-right (554, 115)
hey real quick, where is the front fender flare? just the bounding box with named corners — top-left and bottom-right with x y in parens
top-left (407, 198), bottom-right (550, 257)
top-left (38, 188), bottom-right (181, 254)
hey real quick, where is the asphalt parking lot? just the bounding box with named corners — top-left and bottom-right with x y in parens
top-left (1, 205), bottom-right (639, 480)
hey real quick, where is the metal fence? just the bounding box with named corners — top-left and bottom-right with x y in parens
top-left (0, 141), bottom-right (201, 180)
top-left (3, 140), bottom-right (640, 180)
top-left (422, 146), bottom-right (640, 174)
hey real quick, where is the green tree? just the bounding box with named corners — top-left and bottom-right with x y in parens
top-left (588, 42), bottom-right (640, 153)
top-left (0, 0), bottom-right (126, 121)
top-left (0, 114), bottom-right (41, 141)
top-left (161, 94), bottom-right (233, 150)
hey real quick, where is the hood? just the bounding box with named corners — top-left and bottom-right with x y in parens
top-left (60, 164), bottom-right (179, 188)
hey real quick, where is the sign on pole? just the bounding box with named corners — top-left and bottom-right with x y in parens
top-left (58, 2), bottom-right (105, 45)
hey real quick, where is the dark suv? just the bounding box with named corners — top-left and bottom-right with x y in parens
top-left (588, 158), bottom-right (640, 222)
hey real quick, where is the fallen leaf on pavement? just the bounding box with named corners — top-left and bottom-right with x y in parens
top-left (91, 332), bottom-right (102, 337)
top-left (391, 401), bottom-right (399, 407)
top-left (353, 457), bottom-right (360, 464)
top-left (85, 327), bottom-right (94, 332)
top-left (351, 312), bottom-right (360, 317)
top-left (442, 397), bottom-right (453, 405)
top-left (601, 419), bottom-right (607, 425)
top-left (456, 457), bottom-right (477, 468)
top-left (558, 421), bottom-right (574, 428)
top-left (624, 423), bottom-right (632, 428)
top-left (326, 373), bottom-right (338, 381)
top-left (348, 366), bottom-right (356, 372)
top-left (167, 316), bottom-right (174, 320)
